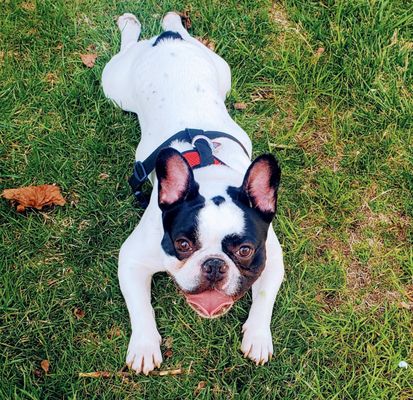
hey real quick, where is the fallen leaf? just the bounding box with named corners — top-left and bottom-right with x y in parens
top-left (194, 381), bottom-right (207, 395)
top-left (40, 360), bottom-right (50, 373)
top-left (399, 301), bottom-right (413, 310)
top-left (98, 173), bottom-right (109, 180)
top-left (178, 11), bottom-right (191, 29)
top-left (80, 53), bottom-right (97, 68)
top-left (195, 36), bottom-right (216, 52)
top-left (74, 308), bottom-right (85, 319)
top-left (164, 349), bottom-right (173, 358)
top-left (164, 336), bottom-right (173, 349)
top-left (2, 184), bottom-right (66, 212)
top-left (315, 47), bottom-right (325, 56)
top-left (234, 102), bottom-right (247, 110)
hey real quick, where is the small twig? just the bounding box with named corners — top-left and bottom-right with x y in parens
top-left (149, 368), bottom-right (183, 376)
top-left (269, 143), bottom-right (296, 149)
top-left (78, 367), bottom-right (186, 379)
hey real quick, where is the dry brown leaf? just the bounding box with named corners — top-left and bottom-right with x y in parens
top-left (164, 349), bottom-right (173, 358)
top-left (40, 360), bottom-right (50, 373)
top-left (2, 184), bottom-right (66, 212)
top-left (315, 47), bottom-right (325, 56)
top-left (194, 381), bottom-right (207, 395)
top-left (234, 102), bottom-right (247, 110)
top-left (399, 301), bottom-right (413, 310)
top-left (164, 336), bottom-right (173, 349)
top-left (178, 11), bottom-right (192, 29)
top-left (98, 173), bottom-right (109, 180)
top-left (80, 53), bottom-right (97, 68)
top-left (74, 308), bottom-right (85, 319)
top-left (195, 36), bottom-right (216, 52)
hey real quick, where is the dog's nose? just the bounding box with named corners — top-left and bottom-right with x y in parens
top-left (201, 258), bottom-right (228, 282)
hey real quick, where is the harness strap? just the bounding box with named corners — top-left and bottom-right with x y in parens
top-left (128, 128), bottom-right (248, 208)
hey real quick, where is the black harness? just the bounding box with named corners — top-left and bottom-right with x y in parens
top-left (128, 128), bottom-right (249, 208)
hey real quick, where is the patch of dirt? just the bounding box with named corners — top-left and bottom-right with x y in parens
top-left (295, 111), bottom-right (344, 172)
top-left (21, 2), bottom-right (35, 11)
top-left (270, 3), bottom-right (290, 28)
top-left (269, 2), bottom-right (312, 50)
top-left (302, 212), bottom-right (407, 312)
top-left (316, 291), bottom-right (343, 311)
top-left (346, 261), bottom-right (372, 291)
top-left (44, 72), bottom-right (58, 85)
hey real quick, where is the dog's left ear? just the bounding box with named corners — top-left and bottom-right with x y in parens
top-left (241, 154), bottom-right (281, 222)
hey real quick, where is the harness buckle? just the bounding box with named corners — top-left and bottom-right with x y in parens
top-left (191, 135), bottom-right (214, 151)
top-left (132, 161), bottom-right (148, 184)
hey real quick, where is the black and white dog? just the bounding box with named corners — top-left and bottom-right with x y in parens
top-left (102, 12), bottom-right (284, 375)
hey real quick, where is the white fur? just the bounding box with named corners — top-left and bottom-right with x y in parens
top-left (102, 12), bottom-right (284, 374)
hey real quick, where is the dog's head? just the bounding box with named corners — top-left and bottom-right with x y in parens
top-left (156, 148), bottom-right (281, 318)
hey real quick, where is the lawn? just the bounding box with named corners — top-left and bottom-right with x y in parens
top-left (1, 0), bottom-right (412, 398)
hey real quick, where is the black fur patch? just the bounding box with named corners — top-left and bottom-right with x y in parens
top-left (223, 186), bottom-right (272, 298)
top-left (153, 31), bottom-right (183, 47)
top-left (211, 196), bottom-right (225, 206)
top-left (161, 196), bottom-right (205, 258)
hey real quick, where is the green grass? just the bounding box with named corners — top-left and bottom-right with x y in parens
top-left (1, 0), bottom-right (412, 398)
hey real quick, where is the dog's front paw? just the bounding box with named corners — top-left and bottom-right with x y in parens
top-left (126, 331), bottom-right (162, 375)
top-left (241, 323), bottom-right (273, 365)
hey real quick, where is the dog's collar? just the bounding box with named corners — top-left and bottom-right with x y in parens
top-left (128, 128), bottom-right (249, 208)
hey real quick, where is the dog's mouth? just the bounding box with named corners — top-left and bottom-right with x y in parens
top-left (184, 289), bottom-right (234, 318)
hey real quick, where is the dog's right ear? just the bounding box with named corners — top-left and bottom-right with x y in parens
top-left (156, 148), bottom-right (199, 210)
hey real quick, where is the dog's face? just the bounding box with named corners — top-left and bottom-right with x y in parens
top-left (156, 148), bottom-right (281, 318)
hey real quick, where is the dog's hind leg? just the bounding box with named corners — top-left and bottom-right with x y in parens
top-left (118, 13), bottom-right (141, 51)
top-left (102, 13), bottom-right (149, 113)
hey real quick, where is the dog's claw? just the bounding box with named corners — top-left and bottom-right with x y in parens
top-left (241, 324), bottom-right (273, 365)
top-left (126, 332), bottom-right (163, 374)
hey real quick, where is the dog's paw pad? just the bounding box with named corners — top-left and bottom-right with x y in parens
top-left (117, 13), bottom-right (141, 31)
top-left (126, 333), bottom-right (162, 375)
top-left (241, 326), bottom-right (273, 365)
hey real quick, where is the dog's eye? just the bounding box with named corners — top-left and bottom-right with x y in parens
top-left (175, 239), bottom-right (193, 253)
top-left (236, 245), bottom-right (254, 258)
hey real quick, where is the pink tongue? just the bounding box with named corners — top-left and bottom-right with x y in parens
top-left (185, 290), bottom-right (234, 317)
